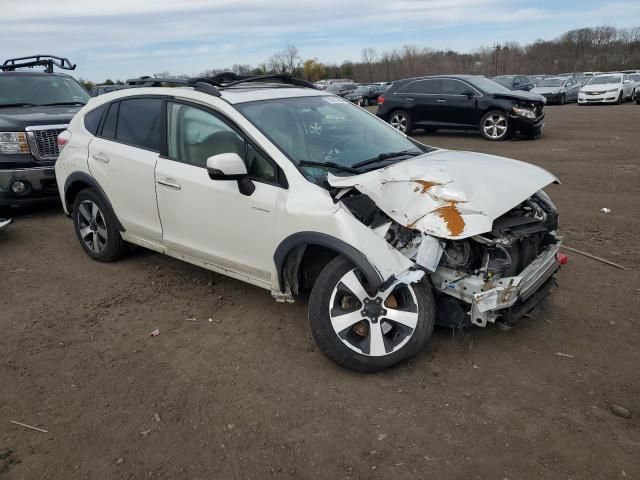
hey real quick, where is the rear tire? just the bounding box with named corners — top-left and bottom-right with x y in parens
top-left (72, 188), bottom-right (128, 262)
top-left (480, 110), bottom-right (510, 141)
top-left (388, 110), bottom-right (412, 134)
top-left (308, 256), bottom-right (435, 373)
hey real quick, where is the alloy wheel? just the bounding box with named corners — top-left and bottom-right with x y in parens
top-left (390, 113), bottom-right (408, 132)
top-left (77, 200), bottom-right (108, 254)
top-left (328, 269), bottom-right (419, 357)
top-left (483, 114), bottom-right (508, 139)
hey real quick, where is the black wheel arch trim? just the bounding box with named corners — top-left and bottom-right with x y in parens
top-left (63, 171), bottom-right (125, 232)
top-left (274, 232), bottom-right (384, 293)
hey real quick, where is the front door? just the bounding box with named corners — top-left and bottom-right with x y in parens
top-left (155, 101), bottom-right (283, 283)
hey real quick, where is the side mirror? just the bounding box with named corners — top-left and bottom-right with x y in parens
top-left (624, 79), bottom-right (631, 84)
top-left (462, 90), bottom-right (475, 98)
top-left (206, 152), bottom-right (247, 180)
top-left (206, 152), bottom-right (255, 196)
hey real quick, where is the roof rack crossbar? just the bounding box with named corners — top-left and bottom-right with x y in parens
top-left (123, 72), bottom-right (317, 97)
top-left (1, 55), bottom-right (76, 73)
top-left (125, 76), bottom-right (222, 97)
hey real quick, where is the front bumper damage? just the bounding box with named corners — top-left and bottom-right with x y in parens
top-left (327, 151), bottom-right (562, 328)
top-left (430, 243), bottom-right (561, 326)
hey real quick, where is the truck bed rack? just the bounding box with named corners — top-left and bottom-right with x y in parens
top-left (1, 55), bottom-right (76, 73)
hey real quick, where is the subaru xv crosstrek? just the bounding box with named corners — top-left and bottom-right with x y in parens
top-left (56, 75), bottom-right (564, 372)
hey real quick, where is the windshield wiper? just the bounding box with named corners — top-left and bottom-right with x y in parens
top-left (0, 103), bottom-right (38, 108)
top-left (352, 150), bottom-right (421, 169)
top-left (39, 101), bottom-right (86, 106)
top-left (298, 160), bottom-right (359, 174)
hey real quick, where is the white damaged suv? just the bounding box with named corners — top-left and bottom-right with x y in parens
top-left (55, 75), bottom-right (564, 372)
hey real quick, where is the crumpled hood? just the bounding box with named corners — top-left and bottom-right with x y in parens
top-left (328, 150), bottom-right (558, 240)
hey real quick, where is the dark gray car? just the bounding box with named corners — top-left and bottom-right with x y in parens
top-left (531, 76), bottom-right (581, 104)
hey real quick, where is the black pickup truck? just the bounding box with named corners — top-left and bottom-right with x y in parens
top-left (0, 55), bottom-right (89, 207)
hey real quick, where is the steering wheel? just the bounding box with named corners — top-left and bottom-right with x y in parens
top-left (320, 137), bottom-right (351, 163)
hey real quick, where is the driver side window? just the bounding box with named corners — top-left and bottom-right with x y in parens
top-left (166, 102), bottom-right (276, 183)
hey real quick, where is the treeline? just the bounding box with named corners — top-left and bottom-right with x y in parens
top-left (81, 25), bottom-right (640, 88)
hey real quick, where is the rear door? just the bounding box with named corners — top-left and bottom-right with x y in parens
top-left (87, 97), bottom-right (163, 242)
top-left (406, 79), bottom-right (444, 127)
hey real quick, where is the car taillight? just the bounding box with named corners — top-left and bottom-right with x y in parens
top-left (378, 95), bottom-right (385, 105)
top-left (57, 130), bottom-right (71, 151)
top-left (557, 252), bottom-right (569, 265)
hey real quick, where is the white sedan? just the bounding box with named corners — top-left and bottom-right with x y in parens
top-left (578, 74), bottom-right (635, 104)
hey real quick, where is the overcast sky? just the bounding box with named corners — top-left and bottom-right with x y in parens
top-left (2, 0), bottom-right (639, 81)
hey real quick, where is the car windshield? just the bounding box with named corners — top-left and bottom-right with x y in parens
top-left (467, 77), bottom-right (514, 94)
top-left (588, 76), bottom-right (621, 85)
top-left (537, 78), bottom-right (564, 87)
top-left (236, 96), bottom-right (430, 180)
top-left (0, 74), bottom-right (89, 107)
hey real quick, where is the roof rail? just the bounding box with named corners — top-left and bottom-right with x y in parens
top-left (1, 55), bottom-right (76, 73)
top-left (125, 76), bottom-right (222, 97)
top-left (124, 72), bottom-right (317, 97)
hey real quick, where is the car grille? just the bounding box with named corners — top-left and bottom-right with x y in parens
top-left (32, 128), bottom-right (65, 160)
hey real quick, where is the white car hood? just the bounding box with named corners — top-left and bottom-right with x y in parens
top-left (582, 83), bottom-right (619, 92)
top-left (328, 150), bottom-right (558, 240)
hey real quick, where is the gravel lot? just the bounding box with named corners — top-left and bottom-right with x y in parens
top-left (1, 103), bottom-right (639, 479)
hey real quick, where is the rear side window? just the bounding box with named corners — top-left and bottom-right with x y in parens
top-left (84, 104), bottom-right (107, 135)
top-left (411, 79), bottom-right (442, 94)
top-left (101, 102), bottom-right (119, 139)
top-left (115, 98), bottom-right (162, 151)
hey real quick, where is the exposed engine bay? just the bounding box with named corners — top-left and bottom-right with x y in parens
top-left (336, 187), bottom-right (561, 328)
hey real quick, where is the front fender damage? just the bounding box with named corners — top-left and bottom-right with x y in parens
top-left (327, 151), bottom-right (562, 327)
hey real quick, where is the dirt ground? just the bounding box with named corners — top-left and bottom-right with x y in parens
top-left (1, 103), bottom-right (639, 479)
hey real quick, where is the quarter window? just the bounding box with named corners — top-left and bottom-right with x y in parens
top-left (115, 98), bottom-right (162, 151)
top-left (100, 102), bottom-right (119, 139)
top-left (84, 104), bottom-right (107, 135)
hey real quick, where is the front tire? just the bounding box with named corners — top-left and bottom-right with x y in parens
top-left (480, 110), bottom-right (510, 141)
top-left (388, 110), bottom-right (412, 134)
top-left (309, 257), bottom-right (435, 372)
top-left (559, 94), bottom-right (566, 105)
top-left (72, 188), bottom-right (128, 262)
top-left (617, 91), bottom-right (623, 104)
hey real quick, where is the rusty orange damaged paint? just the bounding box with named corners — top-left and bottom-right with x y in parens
top-left (432, 202), bottom-right (466, 237)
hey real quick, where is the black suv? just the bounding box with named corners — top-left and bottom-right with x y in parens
top-left (376, 75), bottom-right (545, 141)
top-left (0, 55), bottom-right (89, 207)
